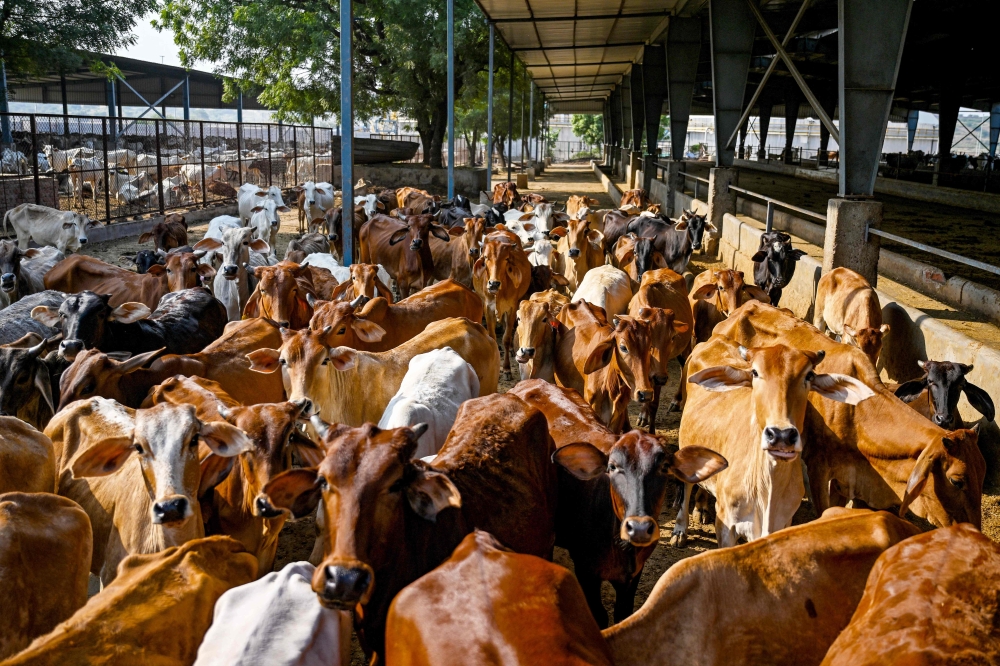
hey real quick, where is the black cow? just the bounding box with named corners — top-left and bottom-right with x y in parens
top-left (437, 204), bottom-right (474, 228)
top-left (482, 202), bottom-right (508, 228)
top-left (751, 231), bottom-right (807, 305)
top-left (0, 332), bottom-right (68, 428)
top-left (0, 239), bottom-right (43, 302)
top-left (120, 249), bottom-right (164, 274)
top-left (625, 210), bottom-right (716, 274)
top-left (30, 287), bottom-right (227, 361)
top-left (894, 360), bottom-right (996, 430)
top-left (602, 209), bottom-right (635, 252)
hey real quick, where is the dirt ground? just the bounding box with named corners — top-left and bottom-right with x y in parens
top-left (71, 164), bottom-right (999, 664)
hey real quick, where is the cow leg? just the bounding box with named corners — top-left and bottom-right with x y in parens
top-left (669, 482), bottom-right (693, 548)
top-left (638, 384), bottom-right (660, 433)
top-left (501, 311), bottom-right (515, 380)
top-left (576, 570), bottom-right (610, 629)
top-left (691, 487), bottom-right (715, 526)
top-left (612, 574), bottom-right (643, 624)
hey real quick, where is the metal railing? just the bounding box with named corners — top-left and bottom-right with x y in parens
top-left (728, 184), bottom-right (826, 232)
top-left (680, 171), bottom-right (709, 200)
top-left (866, 227), bottom-right (1000, 278)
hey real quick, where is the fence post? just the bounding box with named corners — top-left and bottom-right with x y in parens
top-left (29, 115), bottom-right (40, 205)
top-left (154, 119), bottom-right (165, 214)
top-left (765, 200), bottom-right (774, 233)
top-left (292, 128), bottom-right (298, 189)
top-left (199, 122), bottom-right (207, 203)
top-left (237, 122), bottom-right (245, 188)
top-left (266, 124), bottom-right (272, 187)
top-left (102, 118), bottom-right (112, 223)
top-left (312, 123), bottom-right (317, 182)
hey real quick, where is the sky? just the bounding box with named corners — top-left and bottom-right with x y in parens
top-left (115, 11), bottom-right (206, 70)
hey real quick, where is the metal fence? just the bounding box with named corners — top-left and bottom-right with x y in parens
top-left (0, 112), bottom-right (339, 225)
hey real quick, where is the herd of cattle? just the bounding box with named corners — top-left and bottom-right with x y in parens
top-left (0, 178), bottom-right (997, 665)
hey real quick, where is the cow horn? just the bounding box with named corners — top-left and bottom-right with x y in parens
top-left (349, 294), bottom-right (368, 309)
top-left (738, 345), bottom-right (751, 361)
top-left (814, 350), bottom-right (826, 365)
top-left (310, 414), bottom-right (331, 440)
top-left (26, 338), bottom-right (48, 358)
top-left (306, 293), bottom-right (317, 307)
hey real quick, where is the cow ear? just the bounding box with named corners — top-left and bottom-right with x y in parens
top-left (518, 212), bottom-right (535, 222)
top-left (547, 226), bottom-right (567, 239)
top-left (790, 249), bottom-right (807, 260)
top-left (810, 373), bottom-right (876, 405)
top-left (899, 446), bottom-right (937, 519)
top-left (674, 220), bottom-right (688, 231)
top-left (71, 435), bottom-right (136, 478)
top-left (193, 238), bottom-right (223, 252)
top-left (198, 454), bottom-right (237, 497)
top-left (147, 264), bottom-right (166, 276)
top-left (552, 443), bottom-right (608, 480)
top-left (652, 252), bottom-right (668, 269)
top-left (197, 263), bottom-right (216, 280)
top-left (672, 319), bottom-right (690, 336)
top-left (742, 285), bottom-right (771, 303)
top-left (31, 305), bottom-right (61, 327)
top-left (138, 232), bottom-right (154, 244)
top-left (262, 468), bottom-right (322, 519)
top-left (249, 239), bottom-right (270, 253)
top-left (705, 221), bottom-right (719, 233)
top-left (669, 445), bottom-right (728, 484)
top-left (750, 251), bottom-right (767, 262)
top-left (691, 282), bottom-right (717, 301)
top-left (894, 377), bottom-right (928, 403)
top-left (963, 383), bottom-right (996, 422)
top-left (431, 225), bottom-right (451, 242)
top-left (108, 302), bottom-right (151, 323)
top-left (406, 465), bottom-right (462, 522)
top-left (327, 348), bottom-right (356, 371)
top-left (34, 363), bottom-right (55, 415)
top-left (351, 319), bottom-right (386, 343)
top-left (200, 420), bottom-right (254, 457)
top-left (550, 273), bottom-right (570, 287)
top-left (22, 248), bottom-right (40, 259)
top-left (389, 228), bottom-right (409, 245)
top-left (688, 365), bottom-right (752, 391)
top-left (247, 348), bottom-right (281, 373)
top-left (584, 336), bottom-right (616, 374)
top-left (119, 347), bottom-right (165, 373)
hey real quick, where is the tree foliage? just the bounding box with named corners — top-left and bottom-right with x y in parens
top-left (571, 114), bottom-right (603, 147)
top-left (0, 0), bottom-right (156, 76)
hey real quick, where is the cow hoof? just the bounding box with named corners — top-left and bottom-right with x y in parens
top-left (692, 509), bottom-right (704, 525)
top-left (666, 400), bottom-right (681, 414)
top-left (669, 532), bottom-right (687, 548)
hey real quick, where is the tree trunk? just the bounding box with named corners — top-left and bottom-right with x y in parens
top-left (427, 100), bottom-right (447, 169)
top-left (496, 137), bottom-right (507, 168)
top-left (470, 128), bottom-right (481, 167)
top-left (415, 112), bottom-right (433, 166)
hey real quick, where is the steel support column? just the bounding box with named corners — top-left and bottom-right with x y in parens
top-left (629, 66), bottom-right (645, 152)
top-left (182, 76), bottom-right (190, 120)
top-left (507, 49), bottom-right (515, 183)
top-left (446, 0), bottom-right (455, 199)
top-left (906, 108), bottom-right (919, 152)
top-left (666, 17), bottom-right (702, 161)
top-left (486, 24), bottom-right (495, 193)
top-left (609, 87), bottom-right (623, 174)
top-left (758, 100), bottom-right (772, 158)
top-left (990, 103), bottom-right (1000, 161)
top-left (105, 78), bottom-right (117, 142)
top-left (528, 82), bottom-right (534, 164)
top-left (237, 90), bottom-right (244, 123)
top-left (620, 73), bottom-right (634, 153)
top-left (642, 44), bottom-right (667, 157)
top-left (60, 73), bottom-right (70, 137)
top-left (0, 63), bottom-right (10, 146)
top-left (709, 0), bottom-right (756, 167)
top-left (341, 0), bottom-right (355, 265)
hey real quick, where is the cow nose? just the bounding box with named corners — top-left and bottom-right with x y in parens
top-left (0, 273), bottom-right (14, 291)
top-left (409, 239), bottom-right (423, 250)
top-left (151, 497), bottom-right (189, 524)
top-left (254, 495), bottom-right (284, 519)
top-left (321, 565), bottom-right (372, 608)
top-left (624, 517), bottom-right (657, 545)
top-left (636, 390), bottom-right (653, 403)
top-left (222, 264), bottom-right (238, 277)
top-left (295, 398), bottom-right (314, 416)
top-left (932, 413), bottom-right (954, 428)
top-left (469, 248), bottom-right (480, 257)
top-left (487, 280), bottom-right (501, 293)
top-left (60, 339), bottom-right (83, 359)
top-left (307, 199), bottom-right (315, 205)
top-left (516, 347), bottom-right (535, 362)
top-left (763, 427), bottom-right (799, 447)
top-left (568, 248), bottom-right (581, 258)
top-left (79, 238), bottom-right (88, 244)
top-left (328, 233), bottom-right (339, 242)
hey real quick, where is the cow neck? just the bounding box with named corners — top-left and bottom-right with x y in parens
top-left (320, 350), bottom-right (397, 426)
top-left (588, 343), bottom-right (632, 432)
top-left (743, 412), bottom-right (804, 540)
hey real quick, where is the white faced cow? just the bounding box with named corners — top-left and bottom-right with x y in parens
top-left (3, 204), bottom-right (96, 254)
top-left (239, 184), bottom-right (288, 225)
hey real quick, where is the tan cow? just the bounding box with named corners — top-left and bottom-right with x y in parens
top-left (548, 217), bottom-right (605, 293)
top-left (675, 336), bottom-right (874, 547)
top-left (619, 189), bottom-right (648, 209)
top-left (4, 536), bottom-right (256, 666)
top-left (247, 317), bottom-right (499, 426)
top-left (689, 269), bottom-right (771, 344)
top-left (491, 182), bottom-right (519, 206)
top-left (0, 492), bottom-right (92, 660)
top-left (0, 417), bottom-right (55, 494)
top-left (814, 267), bottom-right (889, 366)
top-left (566, 195), bottom-right (602, 218)
top-left (715, 301), bottom-right (986, 529)
top-left (327, 262), bottom-right (395, 303)
top-left (46, 398), bottom-right (254, 584)
top-left (472, 236), bottom-right (532, 379)
top-left (395, 187), bottom-right (437, 214)
top-left (604, 508), bottom-right (920, 666)
top-left (430, 217), bottom-right (485, 287)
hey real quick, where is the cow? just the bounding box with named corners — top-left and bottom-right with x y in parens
top-left (385, 530), bottom-right (614, 666)
top-left (295, 181), bottom-right (335, 233)
top-left (284, 233), bottom-right (333, 264)
top-left (193, 228), bottom-right (270, 321)
top-left (138, 214), bottom-right (188, 253)
top-left (8, 246), bottom-right (62, 304)
top-left (322, 261), bottom-right (394, 303)
top-left (491, 182), bottom-right (519, 206)
top-left (396, 187), bottom-right (438, 214)
top-left (429, 217), bottom-right (485, 287)
top-left (68, 156), bottom-right (104, 208)
top-left (600, 208), bottom-right (639, 253)
top-left (378, 347), bottom-right (480, 459)
top-left (713, 301), bottom-right (986, 529)
top-left (310, 279), bottom-right (483, 353)
top-left (0, 492), bottom-right (93, 660)
top-left (31, 288), bottom-right (227, 361)
top-left (751, 230), bottom-right (807, 305)
top-left (242, 262), bottom-right (320, 330)
top-left (613, 234), bottom-right (668, 292)
top-left (0, 240), bottom-right (44, 309)
top-left (628, 268), bottom-right (693, 431)
top-left (194, 562), bottom-right (351, 666)
top-left (246, 198), bottom-right (285, 255)
top-left (689, 269), bottom-right (771, 344)
top-left (3, 204), bottom-right (96, 254)
top-left (324, 204), bottom-right (369, 261)
top-left (360, 213), bottom-right (451, 299)
top-left (822, 523), bottom-right (1000, 666)
top-left (238, 183), bottom-right (289, 225)
top-left (207, 180), bottom-right (239, 199)
top-left (0, 291), bottom-right (63, 345)
top-left (814, 267), bottom-right (889, 366)
top-left (0, 417), bottom-right (55, 494)
top-left (58, 317), bottom-right (286, 409)
top-left (247, 317), bottom-right (499, 426)
top-left (554, 301), bottom-right (660, 433)
top-left (604, 508), bottom-right (921, 666)
top-left (158, 175), bottom-right (193, 208)
top-left (626, 210), bottom-right (716, 274)
top-left (620, 189), bottom-right (648, 208)
top-left (259, 393), bottom-right (558, 660)
top-left (3, 536), bottom-right (257, 666)
top-left (674, 336), bottom-right (875, 548)
top-left (514, 299), bottom-right (562, 382)
top-left (472, 236), bottom-right (532, 379)
top-left (0, 333), bottom-right (63, 429)
top-left (181, 163), bottom-right (227, 191)
top-left (119, 249), bottom-right (164, 275)
top-left (549, 217), bottom-right (604, 292)
top-left (894, 360), bottom-right (996, 430)
top-left (511, 379), bottom-right (726, 627)
top-left (571, 265), bottom-right (631, 317)
top-left (46, 398), bottom-right (254, 584)
top-left (566, 195), bottom-right (602, 218)
top-left (435, 196), bottom-right (473, 229)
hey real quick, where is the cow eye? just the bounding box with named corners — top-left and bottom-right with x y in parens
top-left (189, 434), bottom-right (199, 449)
top-left (321, 357), bottom-right (330, 365)
top-left (751, 369), bottom-right (759, 378)
top-left (337, 327), bottom-right (346, 335)
top-left (949, 476), bottom-right (965, 489)
top-left (279, 358), bottom-right (287, 365)
top-left (316, 476), bottom-right (328, 490)
top-left (805, 371), bottom-right (816, 383)
top-left (619, 344), bottom-right (628, 354)
top-left (134, 444), bottom-right (144, 454)
top-left (607, 462), bottom-right (619, 474)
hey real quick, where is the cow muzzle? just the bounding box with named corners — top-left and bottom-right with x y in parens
top-left (932, 413), bottom-right (956, 429)
top-left (622, 516), bottom-right (658, 547)
top-left (409, 239), bottom-right (423, 250)
top-left (0, 273), bottom-right (15, 292)
top-left (636, 389), bottom-right (654, 403)
top-left (762, 427), bottom-right (800, 460)
top-left (487, 280), bottom-right (501, 293)
top-left (254, 494), bottom-right (284, 519)
top-left (78, 238), bottom-right (88, 245)
top-left (60, 339), bottom-right (84, 360)
top-left (222, 264), bottom-right (239, 279)
top-left (316, 562), bottom-right (374, 609)
top-left (515, 347), bottom-right (535, 363)
top-left (568, 248), bottom-right (581, 258)
top-left (152, 496), bottom-right (191, 524)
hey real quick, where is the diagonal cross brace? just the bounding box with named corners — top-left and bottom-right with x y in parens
top-left (115, 75), bottom-right (187, 137)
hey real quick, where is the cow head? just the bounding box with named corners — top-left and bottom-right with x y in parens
top-left (57, 348), bottom-right (163, 410)
top-left (308, 298), bottom-right (387, 348)
top-left (554, 432), bottom-right (727, 547)
top-left (559, 216), bottom-right (602, 260)
top-left (120, 249), bottom-right (164, 274)
top-left (250, 198), bottom-right (285, 238)
top-left (894, 361), bottom-right (996, 430)
top-left (515, 300), bottom-right (562, 380)
top-left (193, 227), bottom-right (269, 281)
top-left (751, 231), bottom-right (807, 295)
top-left (31, 291), bottom-right (152, 360)
top-left (0, 333), bottom-right (59, 420)
top-left (61, 212), bottom-right (94, 252)
top-left (260, 422), bottom-right (454, 610)
top-left (674, 210), bottom-right (717, 251)
top-left (460, 217), bottom-right (486, 260)
top-left (616, 235), bottom-right (667, 279)
top-left (633, 307), bottom-right (689, 387)
top-left (688, 344), bottom-right (874, 462)
top-left (842, 323), bottom-right (890, 366)
top-left (70, 402), bottom-right (253, 534)
top-left (691, 270), bottom-right (770, 316)
top-left (389, 214), bottom-right (450, 252)
top-left (327, 263), bottom-right (393, 303)
top-left (302, 181), bottom-right (331, 209)
top-left (584, 314), bottom-right (658, 405)
top-left (0, 239), bottom-right (38, 297)
top-left (164, 251), bottom-right (216, 292)
top-left (474, 240), bottom-right (528, 295)
top-left (483, 203), bottom-right (508, 227)
top-left (245, 262), bottom-right (313, 329)
top-left (897, 427), bottom-right (985, 529)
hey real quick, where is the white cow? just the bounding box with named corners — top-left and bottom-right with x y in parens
top-left (42, 146), bottom-right (96, 173)
top-left (161, 174), bottom-right (193, 208)
top-left (105, 148), bottom-right (138, 168)
top-left (247, 198), bottom-right (283, 257)
top-left (300, 181), bottom-right (335, 231)
top-left (68, 156), bottom-right (104, 208)
top-left (3, 204), bottom-right (95, 254)
top-left (193, 227), bottom-right (269, 321)
top-left (180, 163), bottom-right (226, 190)
top-left (378, 347), bottom-right (479, 459)
top-left (193, 562), bottom-right (349, 666)
top-left (526, 237), bottom-right (560, 267)
top-left (571, 264), bottom-right (631, 317)
top-left (1, 149), bottom-right (28, 175)
top-left (238, 184), bottom-right (288, 224)
top-left (353, 193), bottom-right (380, 218)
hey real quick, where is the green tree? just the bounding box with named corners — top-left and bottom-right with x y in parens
top-left (571, 114), bottom-right (603, 147)
top-left (0, 0), bottom-right (156, 76)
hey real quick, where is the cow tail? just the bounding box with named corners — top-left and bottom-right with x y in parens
top-left (2, 209), bottom-right (10, 237)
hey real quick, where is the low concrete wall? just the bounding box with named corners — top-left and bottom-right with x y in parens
top-left (333, 164), bottom-right (487, 196)
top-left (89, 203), bottom-right (238, 244)
top-left (592, 161), bottom-right (622, 207)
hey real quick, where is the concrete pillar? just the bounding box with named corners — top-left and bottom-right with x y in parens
top-left (783, 90), bottom-right (801, 164)
top-left (629, 151), bottom-right (642, 190)
top-left (823, 199), bottom-right (882, 286)
top-left (934, 93), bottom-right (959, 186)
top-left (737, 117), bottom-right (748, 160)
top-left (643, 153), bottom-right (657, 194)
top-left (818, 122), bottom-right (831, 166)
top-left (707, 167), bottom-right (738, 257)
top-left (758, 101), bottom-right (773, 159)
top-left (665, 159), bottom-right (682, 217)
top-left (630, 66), bottom-right (645, 152)
top-left (906, 108), bottom-right (919, 152)
top-left (620, 74), bottom-right (633, 153)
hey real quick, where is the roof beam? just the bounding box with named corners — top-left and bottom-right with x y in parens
top-left (513, 42), bottom-right (646, 52)
top-left (494, 11), bottom-right (669, 24)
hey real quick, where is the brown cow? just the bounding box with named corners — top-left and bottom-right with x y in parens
top-left (429, 217), bottom-right (485, 287)
top-left (207, 180), bottom-right (238, 199)
top-left (310, 279), bottom-right (483, 353)
top-left (260, 393), bottom-right (558, 661)
top-left (360, 213), bottom-right (451, 298)
top-left (138, 214), bottom-right (188, 252)
top-left (395, 187), bottom-right (437, 214)
top-left (0, 492), bottom-right (92, 660)
top-left (629, 268), bottom-right (693, 430)
top-left (814, 267), bottom-right (889, 366)
top-left (143, 376), bottom-right (319, 575)
top-left (549, 217), bottom-right (604, 293)
top-left (492, 181), bottom-right (519, 206)
top-left (619, 189), bottom-right (648, 209)
top-left (514, 300), bottom-right (563, 382)
top-left (511, 379), bottom-right (726, 627)
top-left (472, 236), bottom-right (532, 379)
top-left (553, 300), bottom-right (658, 433)
top-left (242, 261), bottom-right (316, 329)
top-left (3, 536), bottom-right (256, 666)
top-left (604, 508), bottom-right (920, 666)
top-left (714, 301), bottom-right (985, 529)
top-left (689, 269), bottom-right (770, 344)
top-left (0, 416), bottom-right (55, 494)
top-left (566, 195), bottom-right (602, 218)
top-left (385, 530), bottom-right (614, 666)
top-left (327, 262), bottom-right (394, 303)
top-left (822, 523), bottom-right (1000, 666)
top-left (44, 252), bottom-right (214, 309)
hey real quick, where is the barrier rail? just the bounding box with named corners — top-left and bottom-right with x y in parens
top-left (728, 184), bottom-right (827, 232)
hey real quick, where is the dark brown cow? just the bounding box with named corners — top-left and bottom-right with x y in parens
top-left (385, 530), bottom-right (615, 666)
top-left (620, 189), bottom-right (648, 209)
top-left (511, 379), bottom-right (726, 627)
top-left (601, 208), bottom-right (639, 252)
top-left (472, 236), bottom-right (532, 379)
top-left (207, 180), bottom-right (238, 199)
top-left (261, 393), bottom-right (558, 661)
top-left (395, 187), bottom-right (438, 214)
top-left (429, 217), bottom-right (485, 287)
top-left (360, 214), bottom-right (451, 298)
top-left (491, 182), bottom-right (519, 206)
top-left (242, 261), bottom-right (316, 329)
top-left (138, 214), bottom-right (188, 252)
